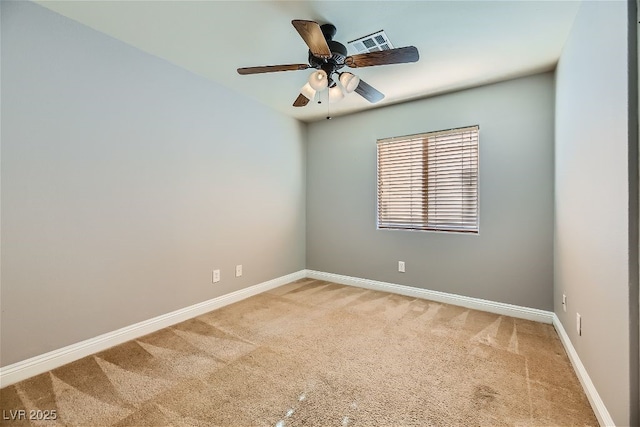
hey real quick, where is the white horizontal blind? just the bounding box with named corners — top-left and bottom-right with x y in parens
top-left (377, 126), bottom-right (479, 233)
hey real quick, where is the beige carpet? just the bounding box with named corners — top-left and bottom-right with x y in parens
top-left (0, 279), bottom-right (597, 426)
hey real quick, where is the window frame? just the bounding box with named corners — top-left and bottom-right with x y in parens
top-left (376, 125), bottom-right (480, 234)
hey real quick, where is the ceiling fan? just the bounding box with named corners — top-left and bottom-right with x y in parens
top-left (237, 20), bottom-right (419, 107)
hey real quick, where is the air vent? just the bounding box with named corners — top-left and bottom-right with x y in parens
top-left (347, 30), bottom-right (394, 54)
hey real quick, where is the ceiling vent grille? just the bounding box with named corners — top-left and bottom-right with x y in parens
top-left (347, 30), bottom-right (394, 54)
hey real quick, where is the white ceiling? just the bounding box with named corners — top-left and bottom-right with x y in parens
top-left (37, 1), bottom-right (581, 123)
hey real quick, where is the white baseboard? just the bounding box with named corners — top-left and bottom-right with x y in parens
top-left (305, 270), bottom-right (554, 324)
top-left (1, 268), bottom-right (613, 427)
top-left (0, 270), bottom-right (306, 388)
top-left (552, 315), bottom-right (615, 427)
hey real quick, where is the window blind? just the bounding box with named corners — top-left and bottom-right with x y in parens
top-left (377, 126), bottom-right (479, 233)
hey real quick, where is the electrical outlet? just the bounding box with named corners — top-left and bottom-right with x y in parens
top-left (562, 294), bottom-right (567, 312)
top-left (576, 313), bottom-right (581, 336)
top-left (235, 265), bottom-right (242, 277)
top-left (212, 269), bottom-right (220, 283)
top-left (398, 261), bottom-right (405, 273)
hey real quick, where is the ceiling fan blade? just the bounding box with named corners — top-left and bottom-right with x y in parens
top-left (237, 64), bottom-right (310, 75)
top-left (292, 20), bottom-right (332, 59)
top-left (345, 46), bottom-right (419, 68)
top-left (354, 79), bottom-right (385, 103)
top-left (293, 93), bottom-right (311, 107)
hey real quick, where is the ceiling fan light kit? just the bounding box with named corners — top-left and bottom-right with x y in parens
top-left (339, 72), bottom-right (360, 93)
top-left (237, 19), bottom-right (419, 108)
top-left (328, 84), bottom-right (345, 103)
top-left (308, 70), bottom-right (328, 90)
top-left (300, 82), bottom-right (317, 101)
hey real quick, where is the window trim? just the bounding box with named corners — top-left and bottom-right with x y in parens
top-left (376, 125), bottom-right (480, 234)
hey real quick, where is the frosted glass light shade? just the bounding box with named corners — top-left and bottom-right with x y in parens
top-left (300, 82), bottom-right (316, 100)
top-left (328, 85), bottom-right (345, 103)
top-left (339, 72), bottom-right (360, 93)
top-left (308, 70), bottom-right (328, 91)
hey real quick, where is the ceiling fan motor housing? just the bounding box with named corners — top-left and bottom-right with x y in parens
top-left (308, 36), bottom-right (347, 80)
top-left (306, 22), bottom-right (346, 79)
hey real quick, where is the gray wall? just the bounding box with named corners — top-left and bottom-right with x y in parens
top-left (1, 1), bottom-right (306, 366)
top-left (554, 1), bottom-right (635, 425)
top-left (306, 73), bottom-right (555, 311)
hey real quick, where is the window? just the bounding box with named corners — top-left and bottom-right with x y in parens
top-left (377, 125), bottom-right (479, 233)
